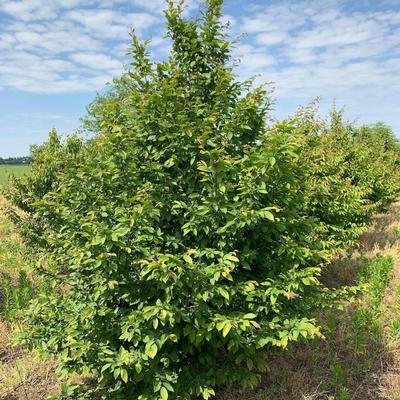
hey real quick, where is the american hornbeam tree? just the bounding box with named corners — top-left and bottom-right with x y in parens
top-left (5, 129), bottom-right (84, 249)
top-left (7, 1), bottom-right (400, 400)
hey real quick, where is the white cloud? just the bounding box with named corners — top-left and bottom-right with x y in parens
top-left (66, 9), bottom-right (158, 39)
top-left (0, 0), bottom-right (400, 157)
top-left (131, 0), bottom-right (202, 15)
top-left (70, 52), bottom-right (123, 70)
top-left (241, 3), bottom-right (307, 34)
top-left (131, 0), bottom-right (167, 13)
top-left (0, 0), bottom-right (94, 21)
top-left (234, 44), bottom-right (276, 72)
top-left (0, 0), bottom-right (163, 93)
top-left (232, 1), bottom-right (400, 134)
top-left (255, 31), bottom-right (288, 46)
top-left (0, 0), bottom-right (399, 137)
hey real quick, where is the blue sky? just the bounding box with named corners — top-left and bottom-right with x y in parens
top-left (0, 0), bottom-right (399, 157)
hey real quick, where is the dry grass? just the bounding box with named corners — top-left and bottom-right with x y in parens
top-left (0, 321), bottom-right (59, 400)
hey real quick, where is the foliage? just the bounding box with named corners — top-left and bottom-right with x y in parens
top-left (3, 129), bottom-right (84, 249)
top-left (7, 1), bottom-right (400, 399)
top-left (298, 110), bottom-right (400, 250)
top-left (345, 122), bottom-right (400, 209)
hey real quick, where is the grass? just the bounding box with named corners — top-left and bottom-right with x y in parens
top-left (0, 197), bottom-right (29, 278)
top-left (0, 164), bottom-right (30, 186)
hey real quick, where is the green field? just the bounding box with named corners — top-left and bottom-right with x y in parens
top-left (0, 164), bottom-right (30, 186)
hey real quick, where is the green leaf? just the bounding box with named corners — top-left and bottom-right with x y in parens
top-left (92, 235), bottom-right (106, 245)
top-left (101, 363), bottom-right (112, 373)
top-left (202, 388), bottom-right (216, 400)
top-left (219, 288), bottom-right (230, 301)
top-left (121, 368), bottom-right (128, 383)
top-left (216, 321), bottom-right (225, 332)
top-left (243, 313), bottom-right (257, 320)
top-left (269, 157), bottom-right (276, 167)
top-left (183, 254), bottom-right (193, 264)
top-left (164, 382), bottom-right (174, 392)
top-left (222, 321), bottom-right (232, 337)
top-left (225, 254), bottom-right (239, 262)
top-left (160, 387), bottom-right (169, 400)
top-left (153, 319), bottom-right (159, 330)
top-left (145, 342), bottom-right (158, 359)
top-left (135, 363), bottom-right (142, 374)
top-left (107, 280), bottom-right (118, 289)
top-left (260, 210), bottom-right (274, 221)
top-left (164, 158), bottom-right (175, 168)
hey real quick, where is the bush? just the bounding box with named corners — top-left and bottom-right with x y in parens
top-left (4, 129), bottom-right (84, 249)
top-left (9, 1), bottom-right (400, 399)
top-left (345, 122), bottom-right (400, 209)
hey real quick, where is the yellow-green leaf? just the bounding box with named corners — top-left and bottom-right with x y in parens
top-left (243, 313), bottom-right (257, 319)
top-left (223, 321), bottom-right (232, 337)
top-left (160, 387), bottom-right (169, 400)
top-left (145, 342), bottom-right (158, 359)
top-left (121, 368), bottom-right (128, 383)
top-left (216, 321), bottom-right (225, 331)
top-left (225, 254), bottom-right (239, 262)
top-left (219, 288), bottom-right (230, 301)
top-left (153, 319), bottom-right (159, 330)
top-left (183, 254), bottom-right (193, 264)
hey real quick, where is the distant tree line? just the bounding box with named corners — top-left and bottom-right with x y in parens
top-left (0, 156), bottom-right (30, 165)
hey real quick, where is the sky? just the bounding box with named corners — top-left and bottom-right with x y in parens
top-left (0, 0), bottom-right (399, 157)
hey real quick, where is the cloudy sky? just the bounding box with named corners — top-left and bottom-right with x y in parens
top-left (0, 0), bottom-right (399, 157)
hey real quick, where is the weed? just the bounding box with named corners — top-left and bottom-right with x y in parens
top-left (351, 309), bottom-right (374, 354)
top-left (326, 313), bottom-right (338, 340)
top-left (392, 226), bottom-right (400, 239)
top-left (330, 361), bottom-right (347, 387)
top-left (358, 255), bottom-right (394, 311)
top-left (1, 270), bottom-right (34, 321)
top-left (337, 387), bottom-right (350, 400)
top-left (391, 319), bottom-right (400, 337)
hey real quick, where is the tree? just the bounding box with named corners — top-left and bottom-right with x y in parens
top-left (10, 1), bottom-right (399, 399)
top-left (5, 129), bottom-right (84, 249)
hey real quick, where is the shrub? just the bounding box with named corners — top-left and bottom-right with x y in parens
top-left (4, 129), bottom-right (84, 249)
top-left (300, 110), bottom-right (400, 249)
top-left (346, 122), bottom-right (400, 209)
top-left (9, 1), bottom-right (400, 399)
